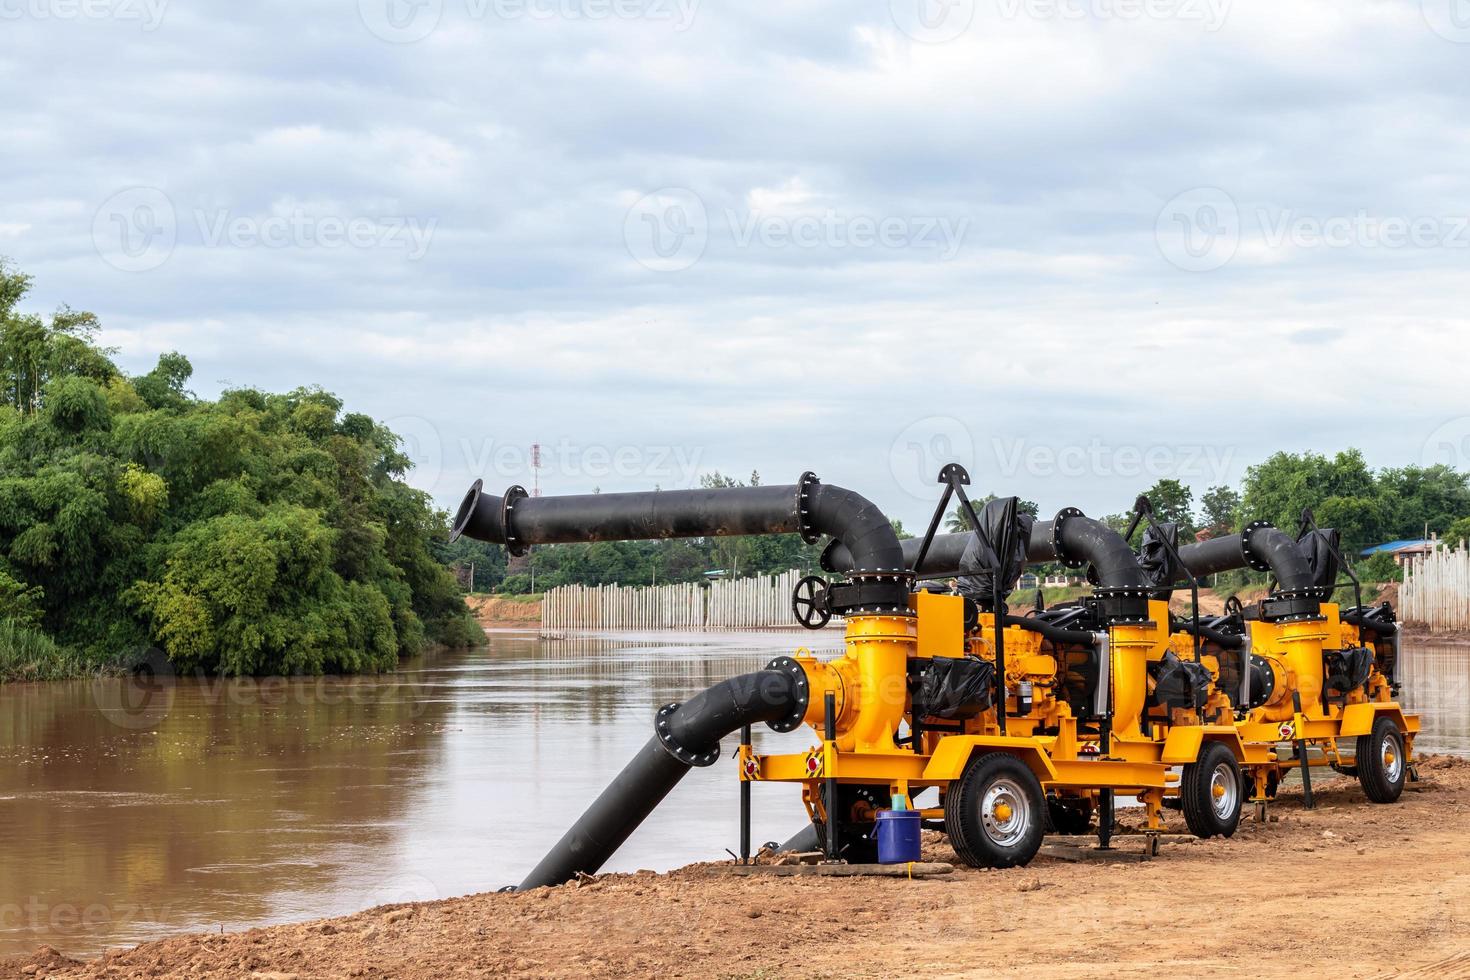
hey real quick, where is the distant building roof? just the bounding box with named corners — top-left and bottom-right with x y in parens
top-left (1360, 539), bottom-right (1433, 557)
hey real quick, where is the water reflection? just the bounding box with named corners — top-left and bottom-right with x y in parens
top-left (0, 631), bottom-right (1460, 959)
top-left (1398, 642), bottom-right (1470, 757)
top-left (0, 629), bottom-right (841, 958)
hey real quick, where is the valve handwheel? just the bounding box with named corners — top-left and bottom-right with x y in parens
top-left (791, 575), bottom-right (832, 630)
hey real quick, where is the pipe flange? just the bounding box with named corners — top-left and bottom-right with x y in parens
top-left (1051, 507), bottom-right (1087, 569)
top-left (502, 485), bottom-right (530, 557)
top-left (1240, 521), bottom-right (1275, 573)
top-left (764, 656), bottom-right (810, 733)
top-left (654, 702), bottom-right (721, 767)
top-left (796, 471), bottom-right (822, 545)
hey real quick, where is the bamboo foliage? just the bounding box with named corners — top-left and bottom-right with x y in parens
top-left (1402, 546), bottom-right (1470, 631)
top-left (541, 569), bottom-right (808, 633)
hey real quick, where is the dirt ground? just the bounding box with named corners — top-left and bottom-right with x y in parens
top-left (7, 757), bottom-right (1469, 979)
top-left (465, 594), bottom-right (541, 627)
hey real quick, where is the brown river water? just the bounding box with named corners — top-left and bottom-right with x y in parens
top-left (1, 631), bottom-right (1465, 959)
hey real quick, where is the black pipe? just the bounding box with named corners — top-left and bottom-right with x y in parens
top-left (455, 472), bottom-right (904, 575)
top-left (1176, 524), bottom-right (1316, 591)
top-left (826, 514), bottom-right (1148, 590)
top-left (517, 665), bottom-right (803, 889)
top-left (823, 692), bottom-right (838, 862)
top-left (739, 724), bottom-right (752, 865)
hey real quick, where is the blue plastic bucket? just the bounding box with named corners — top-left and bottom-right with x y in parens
top-left (874, 809), bottom-right (922, 864)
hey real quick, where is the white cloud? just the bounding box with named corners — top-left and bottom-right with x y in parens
top-left (1, 0), bottom-right (1467, 529)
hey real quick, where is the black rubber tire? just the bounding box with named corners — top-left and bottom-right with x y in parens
top-left (1356, 716), bottom-right (1407, 804)
top-left (1181, 741), bottom-right (1242, 839)
top-left (1045, 796), bottom-right (1094, 835)
top-left (944, 753), bottom-right (1045, 869)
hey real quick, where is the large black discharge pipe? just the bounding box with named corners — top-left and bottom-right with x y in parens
top-left (452, 472), bottom-right (905, 575)
top-left (825, 513), bottom-right (1148, 590)
top-left (449, 473), bottom-right (904, 888)
top-left (517, 666), bottom-right (803, 890)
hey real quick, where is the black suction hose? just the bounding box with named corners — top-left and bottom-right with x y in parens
top-left (517, 666), bottom-right (805, 889)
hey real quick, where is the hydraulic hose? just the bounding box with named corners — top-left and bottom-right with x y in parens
top-left (1000, 613), bottom-right (1097, 647)
top-left (1171, 619), bottom-right (1245, 650)
top-left (518, 665), bottom-right (805, 889)
top-left (452, 472), bottom-right (904, 575)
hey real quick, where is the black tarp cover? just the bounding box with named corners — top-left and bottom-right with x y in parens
top-left (956, 497), bottom-right (1034, 608)
top-left (911, 655), bottom-right (996, 720)
top-left (1137, 521), bottom-right (1184, 599)
top-left (1297, 527), bottom-right (1341, 599)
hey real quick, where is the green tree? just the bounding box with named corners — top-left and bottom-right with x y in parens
top-left (0, 263), bottom-right (483, 678)
top-left (1197, 485), bottom-right (1240, 534)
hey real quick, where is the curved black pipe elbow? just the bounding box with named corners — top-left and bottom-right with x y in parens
top-left (805, 482), bottom-right (905, 574)
top-left (1047, 512), bottom-right (1149, 590)
top-left (1176, 523), bottom-right (1316, 592)
top-left (825, 514), bottom-right (1147, 591)
top-left (451, 473), bottom-right (904, 577)
top-left (518, 664), bottom-right (805, 890)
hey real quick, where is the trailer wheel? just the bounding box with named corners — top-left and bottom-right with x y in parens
top-left (1181, 741), bottom-right (1242, 839)
top-left (1356, 716), bottom-right (1406, 803)
top-left (944, 753), bottom-right (1044, 868)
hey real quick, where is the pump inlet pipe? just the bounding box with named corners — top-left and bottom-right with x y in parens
top-left (449, 473), bottom-right (909, 888)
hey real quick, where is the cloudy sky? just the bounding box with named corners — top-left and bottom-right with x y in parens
top-left (4, 0), bottom-right (1469, 528)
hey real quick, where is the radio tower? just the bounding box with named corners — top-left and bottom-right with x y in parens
top-left (530, 442), bottom-right (542, 497)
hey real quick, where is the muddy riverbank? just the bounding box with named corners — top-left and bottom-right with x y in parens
top-left (8, 757), bottom-right (1468, 979)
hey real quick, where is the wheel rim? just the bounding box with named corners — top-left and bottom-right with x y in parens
top-left (1381, 732), bottom-right (1404, 782)
top-left (1209, 762), bottom-right (1238, 820)
top-left (981, 777), bottom-right (1031, 847)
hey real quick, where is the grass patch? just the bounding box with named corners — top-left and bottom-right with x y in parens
top-left (0, 620), bottom-right (90, 683)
